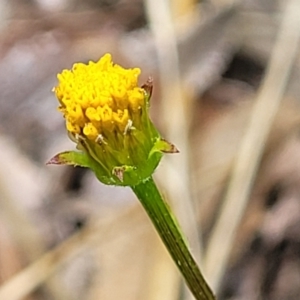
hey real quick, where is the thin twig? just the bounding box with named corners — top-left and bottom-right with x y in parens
top-left (203, 0), bottom-right (300, 291)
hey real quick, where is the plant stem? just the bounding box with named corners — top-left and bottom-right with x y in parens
top-left (131, 177), bottom-right (215, 300)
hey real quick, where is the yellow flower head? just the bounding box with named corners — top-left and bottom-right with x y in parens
top-left (54, 53), bottom-right (144, 141)
top-left (52, 53), bottom-right (176, 186)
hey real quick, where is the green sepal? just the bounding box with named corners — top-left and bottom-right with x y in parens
top-left (46, 150), bottom-right (117, 185)
top-left (46, 151), bottom-right (92, 167)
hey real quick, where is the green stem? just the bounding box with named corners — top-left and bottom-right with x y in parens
top-left (131, 177), bottom-right (215, 300)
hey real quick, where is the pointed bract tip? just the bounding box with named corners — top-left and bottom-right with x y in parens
top-left (113, 167), bottom-right (125, 182)
top-left (46, 154), bottom-right (66, 165)
top-left (159, 139), bottom-right (179, 153)
top-left (142, 77), bottom-right (153, 98)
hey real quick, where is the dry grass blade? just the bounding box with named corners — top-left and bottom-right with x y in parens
top-left (145, 0), bottom-right (202, 299)
top-left (203, 0), bottom-right (300, 292)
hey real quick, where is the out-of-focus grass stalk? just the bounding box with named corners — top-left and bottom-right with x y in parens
top-left (204, 0), bottom-right (300, 291)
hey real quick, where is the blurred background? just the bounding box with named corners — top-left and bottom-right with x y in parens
top-left (0, 0), bottom-right (300, 299)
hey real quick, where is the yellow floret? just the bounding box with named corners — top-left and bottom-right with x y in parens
top-left (83, 123), bottom-right (99, 140)
top-left (114, 109), bottom-right (129, 132)
top-left (85, 107), bottom-right (100, 122)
